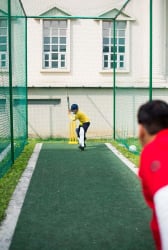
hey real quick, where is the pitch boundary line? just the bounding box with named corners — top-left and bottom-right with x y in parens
top-left (105, 143), bottom-right (138, 175)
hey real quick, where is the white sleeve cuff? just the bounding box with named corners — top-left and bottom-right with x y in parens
top-left (154, 185), bottom-right (168, 250)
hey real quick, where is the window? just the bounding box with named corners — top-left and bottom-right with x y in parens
top-left (0, 19), bottom-right (8, 69)
top-left (102, 21), bottom-right (127, 70)
top-left (43, 20), bottom-right (68, 70)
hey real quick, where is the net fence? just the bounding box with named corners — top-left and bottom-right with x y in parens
top-left (115, 88), bottom-right (149, 154)
top-left (0, 0), bottom-right (163, 177)
top-left (0, 0), bottom-right (27, 178)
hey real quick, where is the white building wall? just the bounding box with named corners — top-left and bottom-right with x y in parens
top-left (28, 87), bottom-right (168, 139)
top-left (28, 88), bottom-right (113, 138)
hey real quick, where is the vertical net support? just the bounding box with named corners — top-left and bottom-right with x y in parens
top-left (0, 0), bottom-right (12, 176)
top-left (0, 0), bottom-right (27, 177)
top-left (149, 0), bottom-right (153, 100)
top-left (11, 0), bottom-right (27, 159)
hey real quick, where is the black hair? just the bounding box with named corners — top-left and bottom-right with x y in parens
top-left (137, 100), bottom-right (168, 135)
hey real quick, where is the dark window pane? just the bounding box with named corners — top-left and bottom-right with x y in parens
top-left (0, 45), bottom-right (6, 51)
top-left (1, 61), bottom-right (6, 67)
top-left (119, 38), bottom-right (125, 45)
top-left (52, 45), bottom-right (58, 52)
top-left (103, 38), bottom-right (109, 44)
top-left (52, 37), bottom-right (58, 43)
top-left (103, 46), bottom-right (109, 52)
top-left (44, 37), bottom-right (50, 44)
top-left (52, 61), bottom-right (58, 68)
top-left (52, 53), bottom-right (58, 60)
top-left (111, 46), bottom-right (117, 52)
top-left (111, 62), bottom-right (117, 68)
top-left (111, 38), bottom-right (117, 45)
top-left (44, 45), bottom-right (50, 52)
top-left (44, 54), bottom-right (49, 60)
top-left (104, 55), bottom-right (108, 61)
top-left (1, 54), bottom-right (6, 60)
top-left (60, 45), bottom-right (66, 52)
top-left (111, 54), bottom-right (117, 60)
top-left (120, 55), bottom-right (124, 61)
top-left (61, 54), bottom-right (65, 60)
top-left (104, 62), bottom-right (108, 68)
top-left (60, 37), bottom-right (66, 44)
top-left (0, 36), bottom-right (7, 43)
top-left (61, 61), bottom-right (65, 67)
top-left (119, 46), bottom-right (125, 52)
top-left (120, 62), bottom-right (124, 68)
top-left (45, 61), bottom-right (49, 67)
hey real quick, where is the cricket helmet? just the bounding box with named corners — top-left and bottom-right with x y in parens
top-left (71, 104), bottom-right (79, 111)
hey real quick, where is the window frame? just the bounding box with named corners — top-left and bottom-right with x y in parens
top-left (101, 19), bottom-right (130, 73)
top-left (0, 18), bottom-right (8, 70)
top-left (41, 19), bottom-right (70, 73)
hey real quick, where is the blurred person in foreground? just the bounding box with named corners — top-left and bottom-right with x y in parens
top-left (137, 100), bottom-right (168, 250)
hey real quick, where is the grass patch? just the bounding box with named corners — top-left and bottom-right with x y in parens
top-left (0, 140), bottom-right (37, 223)
top-left (111, 140), bottom-right (140, 167)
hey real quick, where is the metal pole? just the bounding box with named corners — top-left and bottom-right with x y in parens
top-left (8, 0), bottom-right (14, 163)
top-left (113, 19), bottom-right (116, 140)
top-left (112, 0), bottom-right (132, 140)
top-left (25, 16), bottom-right (28, 140)
top-left (149, 0), bottom-right (153, 100)
top-left (9, 15), bottom-right (120, 20)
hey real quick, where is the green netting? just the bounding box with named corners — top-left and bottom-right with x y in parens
top-left (0, 0), bottom-right (153, 172)
top-left (113, 0), bottom-right (152, 155)
top-left (0, 0), bottom-right (27, 178)
top-left (115, 88), bottom-right (149, 154)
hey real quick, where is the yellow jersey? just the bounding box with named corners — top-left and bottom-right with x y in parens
top-left (74, 110), bottom-right (90, 125)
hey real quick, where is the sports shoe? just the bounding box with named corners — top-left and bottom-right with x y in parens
top-left (79, 145), bottom-right (84, 151)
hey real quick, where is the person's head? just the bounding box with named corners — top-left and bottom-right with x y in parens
top-left (137, 100), bottom-right (168, 146)
top-left (71, 103), bottom-right (79, 114)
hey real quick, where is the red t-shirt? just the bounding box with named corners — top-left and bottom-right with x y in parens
top-left (138, 129), bottom-right (168, 250)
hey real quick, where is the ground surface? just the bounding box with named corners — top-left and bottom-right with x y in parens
top-left (2, 143), bottom-right (155, 250)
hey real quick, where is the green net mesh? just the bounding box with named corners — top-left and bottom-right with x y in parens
top-left (115, 87), bottom-right (148, 155)
top-left (0, 0), bottom-right (27, 178)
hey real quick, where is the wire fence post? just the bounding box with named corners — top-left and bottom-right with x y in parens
top-left (149, 0), bottom-right (153, 100)
top-left (8, 0), bottom-right (14, 163)
top-left (113, 19), bottom-right (116, 140)
top-left (25, 16), bottom-right (28, 140)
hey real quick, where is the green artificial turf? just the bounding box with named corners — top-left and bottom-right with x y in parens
top-left (10, 143), bottom-right (155, 250)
